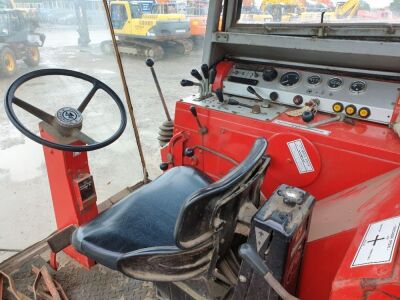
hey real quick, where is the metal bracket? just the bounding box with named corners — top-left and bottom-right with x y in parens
top-left (215, 33), bottom-right (229, 43)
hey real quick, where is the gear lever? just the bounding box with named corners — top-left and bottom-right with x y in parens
top-left (189, 106), bottom-right (207, 135)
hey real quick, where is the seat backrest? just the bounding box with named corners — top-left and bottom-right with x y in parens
top-left (174, 138), bottom-right (269, 250)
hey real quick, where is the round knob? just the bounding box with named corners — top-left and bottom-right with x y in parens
top-left (269, 92), bottom-right (279, 101)
top-left (293, 95), bottom-right (303, 105)
top-left (145, 58), bottom-right (154, 67)
top-left (159, 162), bottom-right (169, 171)
top-left (302, 111), bottom-right (314, 123)
top-left (184, 148), bottom-right (195, 157)
top-left (262, 67), bottom-right (278, 81)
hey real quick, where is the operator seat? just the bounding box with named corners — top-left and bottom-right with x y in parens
top-left (72, 138), bottom-right (269, 281)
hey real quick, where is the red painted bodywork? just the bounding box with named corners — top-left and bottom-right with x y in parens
top-left (160, 61), bottom-right (400, 299)
top-left (40, 126), bottom-right (97, 268)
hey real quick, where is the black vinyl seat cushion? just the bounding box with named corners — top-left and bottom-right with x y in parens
top-left (72, 166), bottom-right (212, 270)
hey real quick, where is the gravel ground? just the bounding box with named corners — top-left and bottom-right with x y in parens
top-left (0, 25), bottom-right (202, 259)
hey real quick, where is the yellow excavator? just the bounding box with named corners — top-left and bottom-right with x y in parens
top-left (260, 0), bottom-right (305, 22)
top-left (300, 0), bottom-right (360, 22)
top-left (101, 0), bottom-right (192, 60)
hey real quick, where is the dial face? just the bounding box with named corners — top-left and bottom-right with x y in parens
top-left (307, 75), bottom-right (321, 85)
top-left (280, 72), bottom-right (300, 87)
top-left (350, 81), bottom-right (367, 93)
top-left (328, 77), bottom-right (343, 89)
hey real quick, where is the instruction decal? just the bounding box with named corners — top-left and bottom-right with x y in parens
top-left (351, 216), bottom-right (400, 267)
top-left (287, 139), bottom-right (314, 174)
top-left (255, 227), bottom-right (270, 252)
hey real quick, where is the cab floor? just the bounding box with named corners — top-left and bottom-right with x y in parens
top-left (3, 252), bottom-right (156, 299)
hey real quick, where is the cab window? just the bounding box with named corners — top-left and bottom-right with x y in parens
top-left (111, 4), bottom-right (128, 29)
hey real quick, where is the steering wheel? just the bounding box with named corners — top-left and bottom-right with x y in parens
top-left (4, 69), bottom-right (127, 152)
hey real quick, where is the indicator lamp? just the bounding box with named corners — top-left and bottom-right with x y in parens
top-left (358, 107), bottom-right (371, 118)
top-left (332, 102), bottom-right (344, 113)
top-left (345, 104), bottom-right (357, 116)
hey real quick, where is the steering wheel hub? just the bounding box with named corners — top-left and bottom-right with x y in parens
top-left (55, 107), bottom-right (83, 129)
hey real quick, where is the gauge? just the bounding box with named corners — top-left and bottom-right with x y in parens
top-left (307, 75), bottom-right (321, 86)
top-left (280, 72), bottom-right (300, 87)
top-left (350, 81), bottom-right (367, 93)
top-left (328, 77), bottom-right (343, 89)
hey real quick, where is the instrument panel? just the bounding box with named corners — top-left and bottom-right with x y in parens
top-left (222, 63), bottom-right (400, 124)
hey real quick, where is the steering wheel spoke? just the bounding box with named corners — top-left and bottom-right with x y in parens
top-left (72, 130), bottom-right (97, 145)
top-left (78, 83), bottom-right (99, 113)
top-left (13, 97), bottom-right (55, 125)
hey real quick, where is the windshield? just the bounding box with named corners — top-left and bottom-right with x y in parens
top-left (237, 0), bottom-right (399, 24)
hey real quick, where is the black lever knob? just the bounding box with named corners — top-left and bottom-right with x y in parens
top-left (184, 148), bottom-right (195, 157)
top-left (215, 89), bottom-right (224, 102)
top-left (159, 162), bottom-right (169, 171)
top-left (209, 68), bottom-right (217, 85)
top-left (191, 69), bottom-right (203, 81)
top-left (181, 79), bottom-right (195, 87)
top-left (302, 110), bottom-right (315, 123)
top-left (247, 86), bottom-right (256, 95)
top-left (201, 64), bottom-right (209, 79)
top-left (145, 58), bottom-right (154, 67)
top-left (190, 105), bottom-right (198, 117)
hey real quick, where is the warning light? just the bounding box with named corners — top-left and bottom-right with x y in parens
top-left (345, 104), bottom-right (357, 116)
top-left (358, 107), bottom-right (371, 118)
top-left (332, 102), bottom-right (344, 113)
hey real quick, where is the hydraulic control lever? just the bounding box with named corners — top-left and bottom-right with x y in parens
top-left (146, 59), bottom-right (171, 122)
top-left (247, 86), bottom-right (271, 107)
top-left (189, 106), bottom-right (207, 135)
top-left (308, 113), bottom-right (355, 128)
top-left (239, 244), bottom-right (299, 300)
top-left (215, 89), bottom-right (224, 103)
top-left (146, 59), bottom-right (174, 147)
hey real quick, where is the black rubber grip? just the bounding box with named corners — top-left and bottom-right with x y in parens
top-left (181, 79), bottom-right (195, 87)
top-left (247, 86), bottom-right (256, 94)
top-left (209, 68), bottom-right (216, 84)
top-left (239, 243), bottom-right (270, 276)
top-left (191, 69), bottom-right (203, 81)
top-left (145, 58), bottom-right (154, 67)
top-left (189, 106), bottom-right (198, 117)
top-left (201, 64), bottom-right (209, 79)
top-left (215, 89), bottom-right (224, 103)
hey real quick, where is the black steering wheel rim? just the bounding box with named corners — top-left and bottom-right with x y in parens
top-left (4, 68), bottom-right (127, 152)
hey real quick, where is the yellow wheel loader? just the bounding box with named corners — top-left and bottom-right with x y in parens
top-left (101, 0), bottom-right (192, 60)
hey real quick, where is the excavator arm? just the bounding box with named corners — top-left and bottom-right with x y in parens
top-left (335, 0), bottom-right (360, 19)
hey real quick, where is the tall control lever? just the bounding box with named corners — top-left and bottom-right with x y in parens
top-left (146, 58), bottom-right (171, 121)
top-left (239, 244), bottom-right (299, 300)
top-left (189, 106), bottom-right (207, 135)
top-left (247, 86), bottom-right (271, 107)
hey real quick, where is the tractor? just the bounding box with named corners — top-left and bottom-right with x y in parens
top-left (0, 0), bottom-right (400, 299)
top-left (0, 8), bottom-right (45, 77)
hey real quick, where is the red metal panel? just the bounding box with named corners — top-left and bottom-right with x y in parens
top-left (163, 99), bottom-right (400, 299)
top-left (40, 126), bottom-right (97, 268)
top-left (168, 102), bottom-right (400, 201)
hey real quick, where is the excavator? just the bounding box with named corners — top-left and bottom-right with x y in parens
top-left (300, 0), bottom-right (360, 23)
top-left (1, 0), bottom-right (400, 299)
top-left (101, 0), bottom-right (192, 60)
top-left (260, 0), bottom-right (306, 22)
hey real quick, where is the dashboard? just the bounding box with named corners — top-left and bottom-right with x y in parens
top-left (213, 62), bottom-right (400, 125)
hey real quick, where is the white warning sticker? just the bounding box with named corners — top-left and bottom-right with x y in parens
top-left (287, 139), bottom-right (314, 174)
top-left (351, 216), bottom-right (400, 267)
top-left (255, 227), bottom-right (270, 252)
